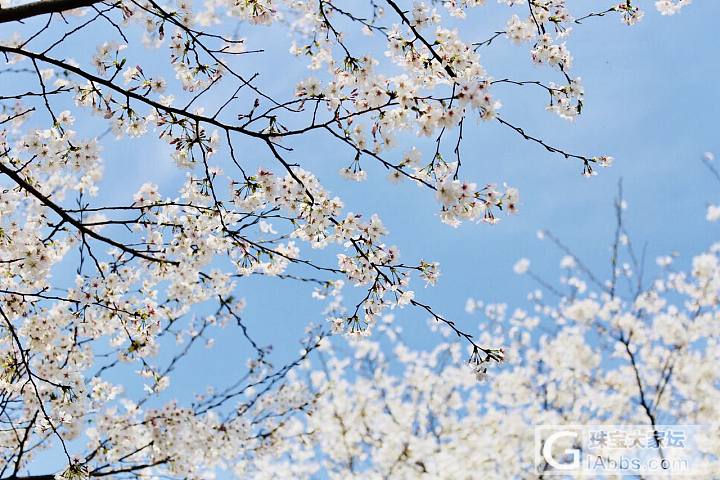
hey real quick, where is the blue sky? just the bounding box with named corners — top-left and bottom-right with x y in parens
top-left (7, 0), bottom-right (720, 473)
top-left (188, 2), bottom-right (720, 355)
top-left (81, 0), bottom-right (720, 400)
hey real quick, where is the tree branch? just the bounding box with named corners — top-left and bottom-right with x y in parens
top-left (0, 162), bottom-right (177, 265)
top-left (0, 0), bottom-right (104, 24)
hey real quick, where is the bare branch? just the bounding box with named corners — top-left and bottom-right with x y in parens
top-left (0, 0), bottom-right (105, 24)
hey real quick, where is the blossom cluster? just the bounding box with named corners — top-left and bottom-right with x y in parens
top-left (0, 0), bottom-right (693, 477)
top-left (274, 202), bottom-right (720, 478)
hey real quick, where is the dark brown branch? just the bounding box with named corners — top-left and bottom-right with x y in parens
top-left (0, 0), bottom-right (104, 24)
top-left (0, 162), bottom-right (177, 265)
top-left (385, 0), bottom-right (456, 78)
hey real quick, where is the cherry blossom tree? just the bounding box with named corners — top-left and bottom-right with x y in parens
top-left (0, 0), bottom-right (693, 478)
top-left (290, 188), bottom-right (720, 478)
